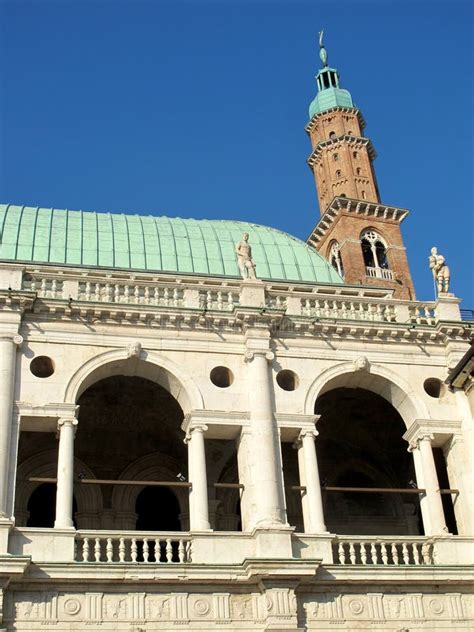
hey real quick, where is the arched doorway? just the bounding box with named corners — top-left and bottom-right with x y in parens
top-left (26, 483), bottom-right (77, 528)
top-left (135, 486), bottom-right (181, 531)
top-left (315, 387), bottom-right (421, 535)
top-left (75, 375), bottom-right (189, 530)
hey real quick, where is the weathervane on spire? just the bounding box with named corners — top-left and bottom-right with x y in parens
top-left (318, 30), bottom-right (328, 67)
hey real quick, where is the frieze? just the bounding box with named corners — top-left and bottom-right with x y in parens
top-left (3, 589), bottom-right (472, 629)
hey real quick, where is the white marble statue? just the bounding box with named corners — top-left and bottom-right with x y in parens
top-left (429, 247), bottom-right (450, 294)
top-left (235, 232), bottom-right (257, 280)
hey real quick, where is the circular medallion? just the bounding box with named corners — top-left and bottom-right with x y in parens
top-left (64, 598), bottom-right (81, 615)
top-left (348, 599), bottom-right (364, 615)
top-left (193, 599), bottom-right (210, 616)
top-left (429, 598), bottom-right (444, 615)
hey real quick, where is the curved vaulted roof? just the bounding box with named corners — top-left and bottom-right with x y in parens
top-left (0, 204), bottom-right (343, 284)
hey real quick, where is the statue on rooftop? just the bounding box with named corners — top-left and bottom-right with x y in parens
top-left (235, 232), bottom-right (257, 280)
top-left (429, 247), bottom-right (450, 294)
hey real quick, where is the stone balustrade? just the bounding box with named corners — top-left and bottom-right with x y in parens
top-left (301, 297), bottom-right (397, 322)
top-left (75, 531), bottom-right (192, 563)
top-left (365, 266), bottom-right (395, 281)
top-left (332, 537), bottom-right (434, 566)
top-left (20, 270), bottom-right (453, 326)
top-left (199, 289), bottom-right (239, 311)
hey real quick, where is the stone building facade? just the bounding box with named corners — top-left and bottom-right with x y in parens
top-left (0, 38), bottom-right (473, 632)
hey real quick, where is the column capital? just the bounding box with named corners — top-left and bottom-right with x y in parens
top-left (184, 423), bottom-right (208, 443)
top-left (407, 433), bottom-right (434, 452)
top-left (298, 426), bottom-right (319, 441)
top-left (244, 349), bottom-right (274, 363)
top-left (57, 417), bottom-right (78, 436)
top-left (0, 333), bottom-right (23, 346)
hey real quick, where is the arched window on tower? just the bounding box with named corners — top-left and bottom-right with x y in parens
top-left (361, 190), bottom-right (367, 199)
top-left (361, 229), bottom-right (393, 280)
top-left (335, 170), bottom-right (342, 178)
top-left (333, 153), bottom-right (339, 161)
top-left (356, 167), bottom-right (362, 175)
top-left (329, 241), bottom-right (344, 278)
top-left (353, 151), bottom-right (359, 159)
top-left (329, 131), bottom-right (337, 139)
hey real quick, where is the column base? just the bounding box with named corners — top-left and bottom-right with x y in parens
top-left (252, 525), bottom-right (295, 559)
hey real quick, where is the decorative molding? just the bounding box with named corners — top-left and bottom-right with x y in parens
top-left (403, 419), bottom-right (463, 449)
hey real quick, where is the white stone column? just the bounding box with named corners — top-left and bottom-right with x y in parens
top-left (409, 434), bottom-right (448, 535)
top-left (245, 348), bottom-right (286, 528)
top-left (296, 427), bottom-right (326, 533)
top-left (0, 334), bottom-right (22, 518)
top-left (54, 417), bottom-right (78, 529)
top-left (185, 423), bottom-right (210, 531)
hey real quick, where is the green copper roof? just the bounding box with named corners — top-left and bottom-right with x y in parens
top-left (0, 204), bottom-right (343, 284)
top-left (309, 85), bottom-right (354, 119)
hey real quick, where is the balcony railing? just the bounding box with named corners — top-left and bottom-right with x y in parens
top-left (75, 531), bottom-right (192, 563)
top-left (332, 536), bottom-right (434, 566)
top-left (365, 266), bottom-right (395, 281)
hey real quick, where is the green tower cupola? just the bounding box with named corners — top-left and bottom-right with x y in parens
top-left (308, 31), bottom-right (354, 119)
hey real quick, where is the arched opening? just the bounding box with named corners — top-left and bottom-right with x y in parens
top-left (26, 483), bottom-right (77, 528)
top-left (75, 375), bottom-right (189, 531)
top-left (314, 387), bottom-right (422, 535)
top-left (361, 229), bottom-right (389, 270)
top-left (329, 241), bottom-right (344, 278)
top-left (135, 486), bottom-right (181, 531)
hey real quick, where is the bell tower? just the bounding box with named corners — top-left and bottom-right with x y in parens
top-left (306, 33), bottom-right (416, 299)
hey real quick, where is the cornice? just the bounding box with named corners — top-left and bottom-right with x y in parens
top-left (307, 196), bottom-right (410, 248)
top-left (307, 135), bottom-right (376, 167)
top-left (304, 106), bottom-right (366, 133)
top-left (403, 418), bottom-right (463, 449)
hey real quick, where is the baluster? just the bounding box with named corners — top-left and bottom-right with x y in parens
top-left (94, 538), bottom-right (101, 562)
top-left (40, 278), bottom-right (47, 297)
top-left (185, 540), bottom-right (192, 563)
top-left (163, 287), bottom-right (170, 306)
top-left (377, 304), bottom-right (384, 321)
top-left (391, 543), bottom-right (399, 565)
top-left (217, 291), bottom-right (223, 310)
top-left (358, 303), bottom-right (365, 320)
top-left (114, 284), bottom-right (120, 303)
top-left (370, 542), bottom-right (377, 564)
top-left (275, 295), bottom-right (282, 309)
top-left (415, 306), bottom-right (422, 324)
top-left (154, 287), bottom-right (160, 305)
top-left (51, 278), bottom-right (57, 298)
top-left (142, 538), bottom-right (149, 563)
top-left (341, 301), bottom-right (348, 319)
top-left (124, 285), bottom-right (130, 303)
top-left (421, 542), bottom-right (432, 564)
top-left (206, 290), bottom-right (213, 310)
top-left (314, 299), bottom-right (321, 318)
top-left (118, 538), bottom-right (126, 562)
top-left (104, 283), bottom-right (111, 302)
top-left (227, 292), bottom-right (234, 311)
top-left (349, 542), bottom-right (356, 564)
top-left (381, 542), bottom-right (388, 565)
top-left (338, 542), bottom-right (346, 564)
top-left (144, 286), bottom-right (150, 304)
top-left (360, 542), bottom-right (367, 565)
top-left (85, 282), bottom-right (91, 300)
top-left (178, 539), bottom-right (185, 563)
top-left (131, 538), bottom-right (137, 563)
top-left (412, 543), bottom-right (420, 565)
top-left (304, 299), bottom-right (311, 316)
top-left (324, 300), bottom-right (330, 318)
top-left (82, 537), bottom-right (89, 562)
top-left (106, 538), bottom-right (113, 562)
top-left (349, 301), bottom-right (356, 319)
top-left (134, 285), bottom-right (140, 303)
top-left (402, 542), bottom-right (410, 565)
top-left (166, 538), bottom-right (173, 563)
top-left (30, 279), bottom-right (37, 292)
top-left (93, 283), bottom-right (100, 301)
top-left (173, 288), bottom-right (179, 306)
top-left (155, 538), bottom-right (161, 563)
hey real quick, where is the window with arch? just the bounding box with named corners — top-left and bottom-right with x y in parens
top-left (333, 153), bottom-right (339, 161)
top-left (353, 151), bottom-right (359, 159)
top-left (361, 229), bottom-right (389, 269)
top-left (356, 167), bottom-right (362, 175)
top-left (329, 131), bottom-right (337, 139)
top-left (361, 190), bottom-right (367, 199)
top-left (348, 130), bottom-right (353, 135)
top-left (335, 169), bottom-right (342, 178)
top-left (329, 241), bottom-right (344, 277)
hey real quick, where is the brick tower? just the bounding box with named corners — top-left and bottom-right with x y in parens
top-left (306, 34), bottom-right (415, 299)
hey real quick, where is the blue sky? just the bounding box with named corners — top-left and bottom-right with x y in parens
top-left (1, 0), bottom-right (472, 304)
